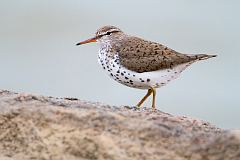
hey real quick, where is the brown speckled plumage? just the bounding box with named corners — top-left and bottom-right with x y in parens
top-left (112, 36), bottom-right (216, 73)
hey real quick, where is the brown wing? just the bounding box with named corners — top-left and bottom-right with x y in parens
top-left (116, 36), bottom-right (210, 73)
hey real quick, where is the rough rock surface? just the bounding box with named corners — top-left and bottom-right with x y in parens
top-left (0, 90), bottom-right (239, 160)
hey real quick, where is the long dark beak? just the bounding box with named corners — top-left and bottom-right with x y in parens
top-left (76, 36), bottom-right (97, 46)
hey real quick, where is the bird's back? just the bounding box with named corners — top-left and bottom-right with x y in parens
top-left (114, 36), bottom-right (216, 73)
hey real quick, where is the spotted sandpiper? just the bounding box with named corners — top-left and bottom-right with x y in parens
top-left (76, 25), bottom-right (216, 109)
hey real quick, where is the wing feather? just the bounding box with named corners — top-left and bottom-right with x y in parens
top-left (116, 36), bottom-right (199, 73)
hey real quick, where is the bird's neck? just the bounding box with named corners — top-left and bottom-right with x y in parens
top-left (99, 42), bottom-right (118, 61)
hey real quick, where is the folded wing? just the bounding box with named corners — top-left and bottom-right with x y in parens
top-left (117, 36), bottom-right (216, 73)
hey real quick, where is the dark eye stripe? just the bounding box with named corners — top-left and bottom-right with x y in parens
top-left (98, 30), bottom-right (119, 37)
top-left (106, 32), bottom-right (111, 35)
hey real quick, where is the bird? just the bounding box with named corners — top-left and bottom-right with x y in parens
top-left (76, 25), bottom-right (216, 109)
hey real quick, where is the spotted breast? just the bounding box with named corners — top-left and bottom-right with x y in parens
top-left (98, 43), bottom-right (192, 89)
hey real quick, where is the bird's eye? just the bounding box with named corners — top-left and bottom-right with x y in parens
top-left (106, 32), bottom-right (111, 35)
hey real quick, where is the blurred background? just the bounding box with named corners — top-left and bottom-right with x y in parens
top-left (0, 0), bottom-right (239, 129)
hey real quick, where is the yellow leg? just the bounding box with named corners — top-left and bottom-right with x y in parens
top-left (136, 89), bottom-right (152, 108)
top-left (151, 88), bottom-right (156, 109)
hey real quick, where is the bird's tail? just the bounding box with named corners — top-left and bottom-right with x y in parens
top-left (188, 54), bottom-right (217, 61)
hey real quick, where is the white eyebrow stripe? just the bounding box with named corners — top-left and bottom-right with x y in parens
top-left (98, 29), bottom-right (120, 36)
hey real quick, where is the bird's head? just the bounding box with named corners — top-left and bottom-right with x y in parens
top-left (76, 25), bottom-right (123, 46)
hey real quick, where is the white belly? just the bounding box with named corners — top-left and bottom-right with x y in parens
top-left (98, 50), bottom-right (192, 89)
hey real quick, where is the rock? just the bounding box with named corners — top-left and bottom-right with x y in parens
top-left (0, 90), bottom-right (239, 160)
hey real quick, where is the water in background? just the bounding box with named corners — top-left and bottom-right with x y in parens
top-left (0, 0), bottom-right (239, 129)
